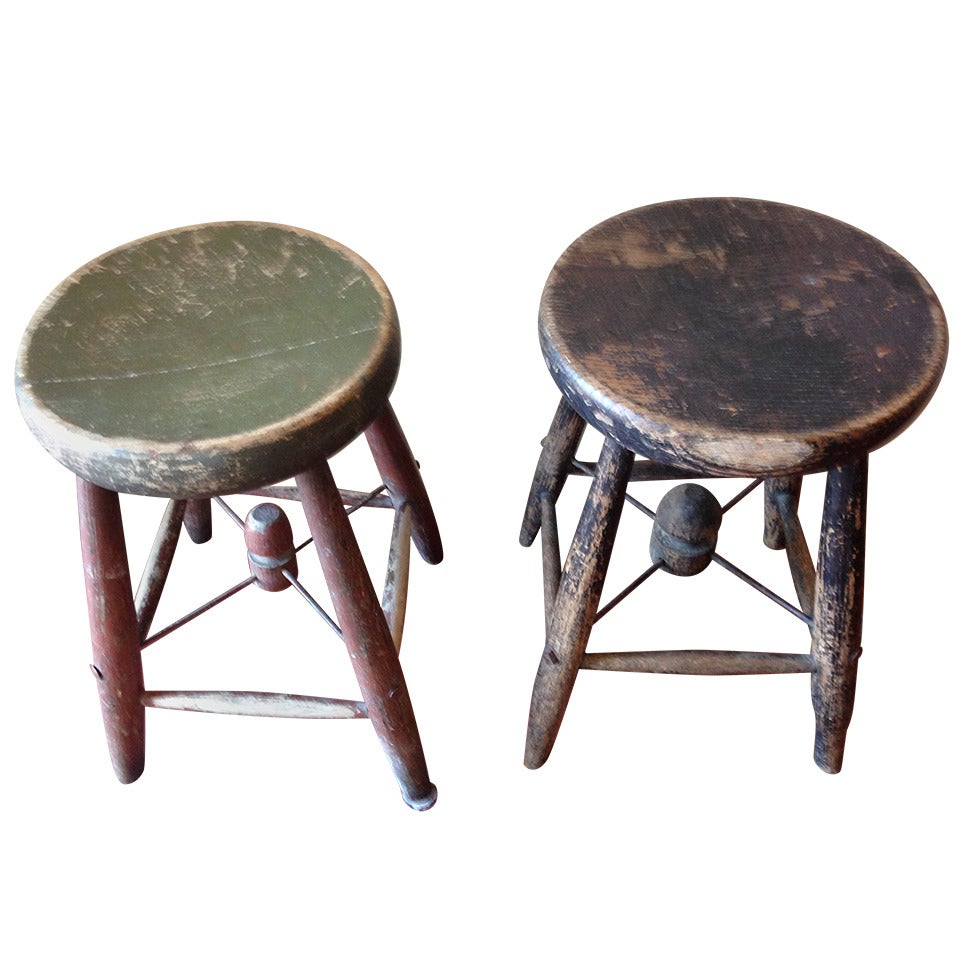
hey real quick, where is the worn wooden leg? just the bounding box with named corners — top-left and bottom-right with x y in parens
top-left (525, 436), bottom-right (633, 769)
top-left (520, 398), bottom-right (587, 547)
top-left (77, 478), bottom-right (145, 783)
top-left (296, 459), bottom-right (437, 810)
top-left (764, 477), bottom-right (802, 549)
top-left (540, 493), bottom-right (562, 633)
top-left (365, 400), bottom-right (442, 565)
top-left (183, 499), bottom-right (212, 544)
top-left (381, 502), bottom-right (413, 652)
top-left (811, 458), bottom-right (868, 774)
top-left (135, 499), bottom-right (188, 642)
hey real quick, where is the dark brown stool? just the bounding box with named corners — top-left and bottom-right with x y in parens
top-left (521, 198), bottom-right (948, 773)
top-left (16, 222), bottom-right (442, 809)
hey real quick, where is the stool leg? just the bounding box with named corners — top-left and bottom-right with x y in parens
top-left (296, 459), bottom-right (437, 810)
top-left (365, 401), bottom-right (443, 565)
top-left (763, 477), bottom-right (803, 549)
top-left (183, 499), bottom-right (212, 543)
top-left (811, 458), bottom-right (868, 773)
top-left (77, 478), bottom-right (145, 783)
top-left (520, 398), bottom-right (586, 547)
top-left (525, 436), bottom-right (633, 769)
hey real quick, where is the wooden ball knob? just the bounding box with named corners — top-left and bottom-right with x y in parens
top-left (244, 502), bottom-right (297, 591)
top-left (649, 483), bottom-right (722, 576)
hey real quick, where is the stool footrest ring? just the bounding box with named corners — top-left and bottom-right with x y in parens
top-left (141, 690), bottom-right (368, 719)
top-left (243, 484), bottom-right (395, 510)
top-left (581, 650), bottom-right (814, 675)
top-left (569, 458), bottom-right (707, 483)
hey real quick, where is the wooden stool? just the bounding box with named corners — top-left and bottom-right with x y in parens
top-left (16, 222), bottom-right (442, 809)
top-left (521, 198), bottom-right (948, 773)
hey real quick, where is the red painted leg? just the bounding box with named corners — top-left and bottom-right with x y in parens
top-left (183, 499), bottom-right (212, 543)
top-left (77, 478), bottom-right (145, 783)
top-left (365, 401), bottom-right (442, 564)
top-left (296, 459), bottom-right (437, 809)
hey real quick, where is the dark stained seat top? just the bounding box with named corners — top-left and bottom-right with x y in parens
top-left (16, 222), bottom-right (400, 497)
top-left (540, 198), bottom-right (948, 476)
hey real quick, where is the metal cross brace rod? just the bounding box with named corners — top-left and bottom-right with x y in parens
top-left (564, 462), bottom-right (806, 627)
top-left (141, 481), bottom-right (390, 648)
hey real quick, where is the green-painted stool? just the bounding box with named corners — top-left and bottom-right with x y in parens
top-left (16, 222), bottom-right (442, 810)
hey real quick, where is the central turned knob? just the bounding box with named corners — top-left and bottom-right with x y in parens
top-left (244, 502), bottom-right (298, 591)
top-left (649, 483), bottom-right (722, 576)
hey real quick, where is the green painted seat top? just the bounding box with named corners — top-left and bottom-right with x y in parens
top-left (540, 199), bottom-right (948, 476)
top-left (16, 222), bottom-right (400, 496)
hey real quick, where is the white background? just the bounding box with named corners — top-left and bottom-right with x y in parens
top-left (3, 2), bottom-right (956, 956)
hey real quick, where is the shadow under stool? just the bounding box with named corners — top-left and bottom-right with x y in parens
top-left (16, 222), bottom-right (442, 809)
top-left (520, 198), bottom-right (948, 773)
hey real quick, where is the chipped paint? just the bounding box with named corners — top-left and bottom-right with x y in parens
top-left (539, 198), bottom-right (948, 476)
top-left (16, 222), bottom-right (401, 496)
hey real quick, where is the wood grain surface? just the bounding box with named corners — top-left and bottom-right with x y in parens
top-left (540, 198), bottom-right (948, 476)
top-left (16, 222), bottom-right (400, 496)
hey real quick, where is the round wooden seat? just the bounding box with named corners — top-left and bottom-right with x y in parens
top-left (539, 198), bottom-right (948, 476)
top-left (16, 222), bottom-right (400, 497)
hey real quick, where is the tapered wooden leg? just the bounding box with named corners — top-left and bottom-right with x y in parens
top-left (296, 459), bottom-right (437, 810)
top-left (520, 398), bottom-right (587, 547)
top-left (525, 436), bottom-right (633, 768)
top-left (183, 499), bottom-right (212, 543)
top-left (77, 478), bottom-right (145, 783)
top-left (365, 401), bottom-right (442, 565)
top-left (811, 458), bottom-right (868, 773)
top-left (135, 499), bottom-right (188, 642)
top-left (763, 477), bottom-right (802, 549)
